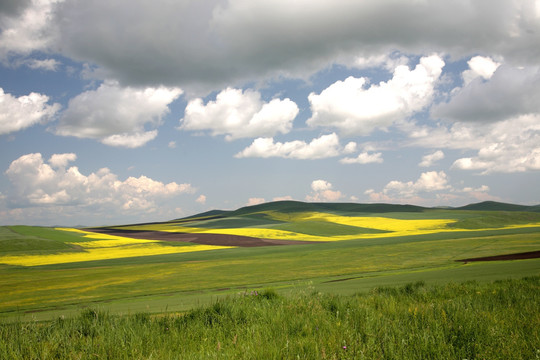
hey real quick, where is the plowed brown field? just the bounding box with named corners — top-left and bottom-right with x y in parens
top-left (457, 250), bottom-right (540, 262)
top-left (85, 228), bottom-right (316, 247)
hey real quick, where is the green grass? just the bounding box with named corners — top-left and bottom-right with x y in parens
top-left (0, 204), bottom-right (539, 357)
top-left (0, 205), bottom-right (539, 322)
top-left (448, 211), bottom-right (540, 229)
top-left (0, 227), bottom-right (76, 254)
top-left (180, 216), bottom-right (284, 229)
top-left (1, 227), bottom-right (538, 321)
top-left (268, 220), bottom-right (388, 236)
top-left (1, 277), bottom-right (538, 359)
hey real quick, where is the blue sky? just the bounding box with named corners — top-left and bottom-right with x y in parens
top-left (1, 0), bottom-right (540, 226)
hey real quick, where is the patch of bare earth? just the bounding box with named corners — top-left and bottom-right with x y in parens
top-left (84, 228), bottom-right (317, 247)
top-left (457, 250), bottom-right (540, 262)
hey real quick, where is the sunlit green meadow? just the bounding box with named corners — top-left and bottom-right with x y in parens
top-left (1, 202), bottom-right (539, 322)
top-left (1, 278), bottom-right (538, 359)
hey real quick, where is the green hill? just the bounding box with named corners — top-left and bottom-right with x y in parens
top-left (456, 201), bottom-right (540, 212)
top-left (178, 200), bottom-right (428, 221)
top-left (176, 200), bottom-right (540, 223)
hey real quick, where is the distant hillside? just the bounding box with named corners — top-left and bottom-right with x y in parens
top-left (228, 201), bottom-right (427, 216)
top-left (177, 200), bottom-right (540, 222)
top-left (456, 201), bottom-right (540, 212)
top-left (175, 200), bottom-right (428, 221)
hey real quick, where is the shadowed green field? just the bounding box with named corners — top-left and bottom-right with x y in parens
top-left (0, 201), bottom-right (539, 321)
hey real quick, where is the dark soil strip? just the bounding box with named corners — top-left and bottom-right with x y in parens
top-left (457, 250), bottom-right (540, 262)
top-left (324, 277), bottom-right (358, 283)
top-left (84, 228), bottom-right (318, 247)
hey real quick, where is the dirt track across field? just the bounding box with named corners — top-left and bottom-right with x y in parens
top-left (457, 250), bottom-right (540, 262)
top-left (84, 228), bottom-right (316, 247)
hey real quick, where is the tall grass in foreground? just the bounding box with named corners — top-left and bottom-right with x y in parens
top-left (1, 277), bottom-right (538, 359)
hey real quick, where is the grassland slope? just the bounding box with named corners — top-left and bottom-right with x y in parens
top-left (456, 200), bottom-right (540, 212)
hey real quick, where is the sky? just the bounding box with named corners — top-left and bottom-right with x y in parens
top-left (1, 0), bottom-right (540, 226)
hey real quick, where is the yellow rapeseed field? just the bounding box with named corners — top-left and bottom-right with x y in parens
top-left (0, 228), bottom-right (234, 267)
top-left (129, 212), bottom-right (540, 242)
top-left (94, 212), bottom-right (540, 244)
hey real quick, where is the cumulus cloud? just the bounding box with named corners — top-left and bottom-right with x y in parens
top-left (48, 153), bottom-right (76, 168)
top-left (353, 53), bottom-right (410, 71)
top-left (306, 180), bottom-right (343, 202)
top-left (20, 58), bottom-right (60, 71)
top-left (235, 133), bottom-right (343, 160)
top-left (180, 88), bottom-right (298, 140)
top-left (0, 0), bottom-right (62, 58)
top-left (273, 195), bottom-right (293, 201)
top-left (4, 152), bottom-right (195, 212)
top-left (307, 55), bottom-right (444, 135)
top-left (366, 171), bottom-right (450, 203)
top-left (432, 65), bottom-right (540, 123)
top-left (311, 180), bottom-right (332, 192)
top-left (451, 138), bottom-right (540, 174)
top-left (3, 1), bottom-right (538, 90)
top-left (410, 114), bottom-right (540, 174)
top-left (457, 185), bottom-right (499, 203)
top-left (56, 81), bottom-right (182, 148)
top-left (462, 56), bottom-right (500, 86)
top-left (0, 87), bottom-right (60, 135)
top-left (409, 58), bottom-right (540, 175)
top-left (419, 150), bottom-right (444, 167)
top-left (340, 152), bottom-right (383, 165)
top-left (196, 194), bottom-right (207, 204)
top-left (246, 197), bottom-right (265, 206)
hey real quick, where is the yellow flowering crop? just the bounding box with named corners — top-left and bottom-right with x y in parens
top-left (105, 212), bottom-right (540, 243)
top-left (0, 228), bottom-right (234, 267)
top-left (301, 214), bottom-right (455, 233)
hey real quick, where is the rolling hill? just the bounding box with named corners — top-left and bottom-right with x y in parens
top-left (175, 200), bottom-right (540, 223)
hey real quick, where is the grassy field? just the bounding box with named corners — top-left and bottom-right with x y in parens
top-left (0, 201), bottom-right (539, 324)
top-left (1, 277), bottom-right (538, 359)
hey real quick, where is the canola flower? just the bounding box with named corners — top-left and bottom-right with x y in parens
top-left (119, 212), bottom-right (540, 242)
top-left (0, 228), bottom-right (235, 267)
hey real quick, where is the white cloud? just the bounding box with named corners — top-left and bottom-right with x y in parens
top-left (311, 180), bottom-right (332, 192)
top-left (48, 153), bottom-right (76, 168)
top-left (48, 0), bottom-right (540, 90)
top-left (168, 141), bottom-right (177, 149)
top-left (452, 141), bottom-right (540, 174)
top-left (273, 195), bottom-right (293, 201)
top-left (340, 152), bottom-right (383, 165)
top-left (0, 87), bottom-right (60, 134)
top-left (246, 197), bottom-right (265, 206)
top-left (180, 88), bottom-right (298, 140)
top-left (306, 180), bottom-right (343, 202)
top-left (343, 142), bottom-right (357, 154)
top-left (4, 152), bottom-right (195, 213)
top-left (432, 65), bottom-right (540, 123)
top-left (410, 114), bottom-right (540, 174)
top-left (23, 58), bottom-right (60, 71)
top-left (196, 194), bottom-right (207, 204)
top-left (353, 53), bottom-right (410, 71)
top-left (456, 185), bottom-right (500, 203)
top-left (412, 61), bottom-right (540, 175)
top-left (462, 56), bottom-right (500, 86)
top-left (367, 171), bottom-right (450, 202)
top-left (419, 150), bottom-right (444, 167)
top-left (101, 131), bottom-right (158, 149)
top-left (2, 1), bottom-right (539, 91)
top-left (235, 133), bottom-right (343, 160)
top-left (307, 55), bottom-right (444, 135)
top-left (56, 81), bottom-right (182, 148)
top-left (0, 0), bottom-right (63, 58)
